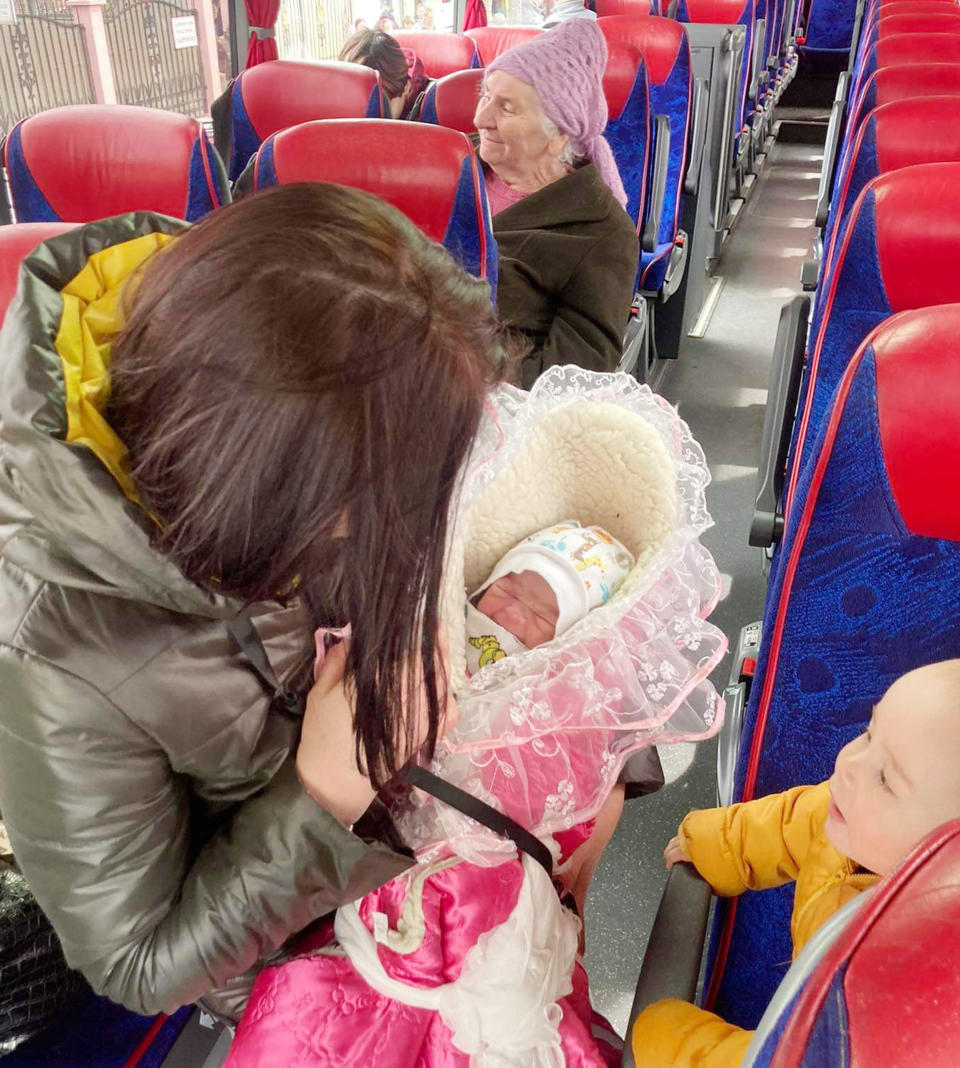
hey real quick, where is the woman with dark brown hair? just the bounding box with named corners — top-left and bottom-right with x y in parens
top-left (0, 183), bottom-right (503, 1020)
top-left (339, 27), bottom-right (428, 118)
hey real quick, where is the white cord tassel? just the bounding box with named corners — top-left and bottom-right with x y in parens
top-left (335, 855), bottom-right (579, 1067)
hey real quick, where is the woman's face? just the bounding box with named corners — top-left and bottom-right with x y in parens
top-left (474, 71), bottom-right (567, 179)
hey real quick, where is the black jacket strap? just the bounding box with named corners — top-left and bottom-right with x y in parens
top-left (228, 617), bottom-right (305, 721)
top-left (403, 764), bottom-right (554, 878)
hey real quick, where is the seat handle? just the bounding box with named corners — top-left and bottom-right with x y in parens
top-left (643, 116), bottom-right (672, 254)
top-left (750, 295), bottom-right (810, 548)
top-left (815, 70), bottom-right (848, 230)
top-left (685, 78), bottom-right (709, 197)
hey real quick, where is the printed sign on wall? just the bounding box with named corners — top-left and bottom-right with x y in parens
top-left (171, 14), bottom-right (199, 48)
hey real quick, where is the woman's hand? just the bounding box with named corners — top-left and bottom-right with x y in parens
top-left (664, 835), bottom-right (689, 870)
top-left (296, 632), bottom-right (459, 828)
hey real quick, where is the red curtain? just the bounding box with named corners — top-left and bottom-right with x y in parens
top-left (462, 0), bottom-right (488, 31)
top-left (244, 0), bottom-right (280, 67)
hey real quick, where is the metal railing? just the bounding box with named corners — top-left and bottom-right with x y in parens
top-left (104, 0), bottom-right (206, 115)
top-left (0, 0), bottom-right (94, 135)
top-left (276, 0), bottom-right (351, 61)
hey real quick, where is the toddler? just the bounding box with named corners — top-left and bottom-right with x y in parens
top-left (632, 659), bottom-right (960, 1068)
top-left (465, 520), bottom-right (635, 674)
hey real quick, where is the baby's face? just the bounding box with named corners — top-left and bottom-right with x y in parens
top-left (475, 570), bottom-right (559, 649)
top-left (825, 660), bottom-right (960, 876)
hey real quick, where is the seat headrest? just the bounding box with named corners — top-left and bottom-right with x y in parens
top-left (0, 222), bottom-right (75, 326)
top-left (771, 819), bottom-right (960, 1067)
top-left (877, 9), bottom-right (960, 34)
top-left (236, 59), bottom-right (386, 138)
top-left (865, 163), bottom-right (960, 317)
top-left (676, 0), bottom-right (750, 23)
top-left (872, 62), bottom-right (960, 104)
top-left (875, 32), bottom-right (960, 66)
top-left (250, 119), bottom-right (493, 282)
top-left (603, 39), bottom-right (646, 120)
top-left (595, 0), bottom-right (654, 16)
top-left (598, 15), bottom-right (687, 84)
top-left (421, 68), bottom-right (484, 135)
top-left (390, 31), bottom-right (480, 77)
top-left (868, 304), bottom-right (960, 540)
top-left (870, 96), bottom-right (960, 176)
top-left (465, 26), bottom-right (543, 65)
top-left (3, 105), bottom-right (224, 223)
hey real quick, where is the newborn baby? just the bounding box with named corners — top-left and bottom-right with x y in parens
top-left (465, 520), bottom-right (635, 675)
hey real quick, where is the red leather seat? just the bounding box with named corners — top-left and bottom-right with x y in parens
top-left (0, 223), bottom-right (75, 325)
top-left (418, 68), bottom-right (484, 135)
top-left (1, 106), bottom-right (227, 224)
top-left (389, 31), bottom-right (480, 77)
top-left (465, 26), bottom-right (543, 65)
top-left (848, 62), bottom-right (960, 141)
top-left (241, 119), bottom-right (496, 285)
top-left (595, 0), bottom-right (654, 15)
top-left (851, 33), bottom-right (960, 112)
top-left (216, 60), bottom-right (388, 183)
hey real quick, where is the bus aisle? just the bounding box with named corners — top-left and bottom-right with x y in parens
top-left (584, 117), bottom-right (822, 1035)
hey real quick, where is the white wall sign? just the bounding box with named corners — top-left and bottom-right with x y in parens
top-left (171, 14), bottom-right (199, 48)
top-left (0, 0), bottom-right (17, 27)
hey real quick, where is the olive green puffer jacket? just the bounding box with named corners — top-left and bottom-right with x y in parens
top-left (0, 215), bottom-right (409, 1020)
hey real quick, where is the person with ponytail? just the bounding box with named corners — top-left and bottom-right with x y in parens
top-left (474, 19), bottom-right (639, 386)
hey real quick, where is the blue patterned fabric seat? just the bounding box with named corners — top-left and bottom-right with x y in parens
top-left (600, 37), bottom-right (653, 269)
top-left (781, 164), bottom-right (960, 541)
top-left (212, 60), bottom-right (388, 184)
top-left (676, 0), bottom-right (755, 158)
top-left (704, 300), bottom-right (960, 1029)
top-left (1, 105), bottom-right (228, 224)
top-left (599, 15), bottom-right (694, 295)
top-left (237, 119), bottom-right (497, 289)
top-left (799, 0), bottom-right (859, 56)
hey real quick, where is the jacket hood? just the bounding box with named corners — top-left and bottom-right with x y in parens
top-left (0, 212), bottom-right (238, 618)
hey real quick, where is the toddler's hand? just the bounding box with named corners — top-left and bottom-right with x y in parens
top-left (664, 835), bottom-right (689, 869)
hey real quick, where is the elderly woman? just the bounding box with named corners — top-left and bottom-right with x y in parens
top-left (475, 20), bottom-right (639, 387)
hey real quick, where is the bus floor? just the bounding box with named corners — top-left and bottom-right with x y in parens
top-left (584, 126), bottom-right (821, 1037)
top-left (159, 123), bottom-right (823, 1068)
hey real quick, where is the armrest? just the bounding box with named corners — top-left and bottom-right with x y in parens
top-left (749, 19), bottom-right (766, 101)
top-left (717, 683), bottom-right (747, 808)
top-left (846, 0), bottom-right (866, 75)
top-left (642, 116), bottom-right (671, 255)
top-left (684, 78), bottom-right (709, 196)
top-left (800, 258), bottom-right (819, 291)
top-left (749, 295), bottom-right (810, 548)
top-left (814, 70), bottom-right (848, 230)
top-left (620, 865), bottom-right (713, 1068)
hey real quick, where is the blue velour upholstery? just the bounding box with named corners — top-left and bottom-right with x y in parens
top-left (704, 322), bottom-right (960, 1028)
top-left (605, 56), bottom-right (653, 241)
top-left (802, 0), bottom-right (858, 53)
top-left (3, 124), bottom-right (56, 223)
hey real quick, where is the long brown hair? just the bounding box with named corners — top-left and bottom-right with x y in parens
top-left (339, 28), bottom-right (409, 99)
top-left (110, 183), bottom-right (504, 786)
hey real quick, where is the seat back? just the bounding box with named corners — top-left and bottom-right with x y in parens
top-left (848, 62), bottom-right (960, 144)
top-left (748, 819), bottom-right (960, 1068)
top-left (465, 26), bottom-right (543, 64)
top-left (802, 0), bottom-right (860, 53)
top-left (823, 95), bottom-right (960, 289)
top-left (851, 33), bottom-right (960, 111)
top-left (0, 222), bottom-right (75, 325)
top-left (858, 7), bottom-right (960, 54)
top-left (595, 0), bottom-right (654, 13)
top-left (390, 31), bottom-right (480, 76)
top-left (599, 15), bottom-right (693, 290)
top-left (788, 161), bottom-right (960, 532)
top-left (419, 68), bottom-right (484, 133)
top-left (862, 0), bottom-right (960, 33)
top-left (2, 106), bottom-right (227, 224)
top-left (601, 39), bottom-right (652, 238)
top-left (219, 59), bottom-right (388, 183)
top-left (704, 196), bottom-right (960, 1028)
top-left (244, 119), bottom-right (496, 286)
top-left (676, 0), bottom-right (754, 138)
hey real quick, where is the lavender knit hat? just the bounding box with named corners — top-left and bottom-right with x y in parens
top-left (487, 19), bottom-right (628, 209)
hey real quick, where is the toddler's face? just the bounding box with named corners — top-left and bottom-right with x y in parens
top-left (475, 570), bottom-right (559, 649)
top-left (825, 661), bottom-right (960, 876)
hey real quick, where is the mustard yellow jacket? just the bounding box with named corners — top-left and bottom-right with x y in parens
top-left (631, 783), bottom-right (878, 1068)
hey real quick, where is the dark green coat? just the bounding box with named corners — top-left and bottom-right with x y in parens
top-left (0, 216), bottom-right (410, 1021)
top-left (492, 163), bottom-right (639, 387)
